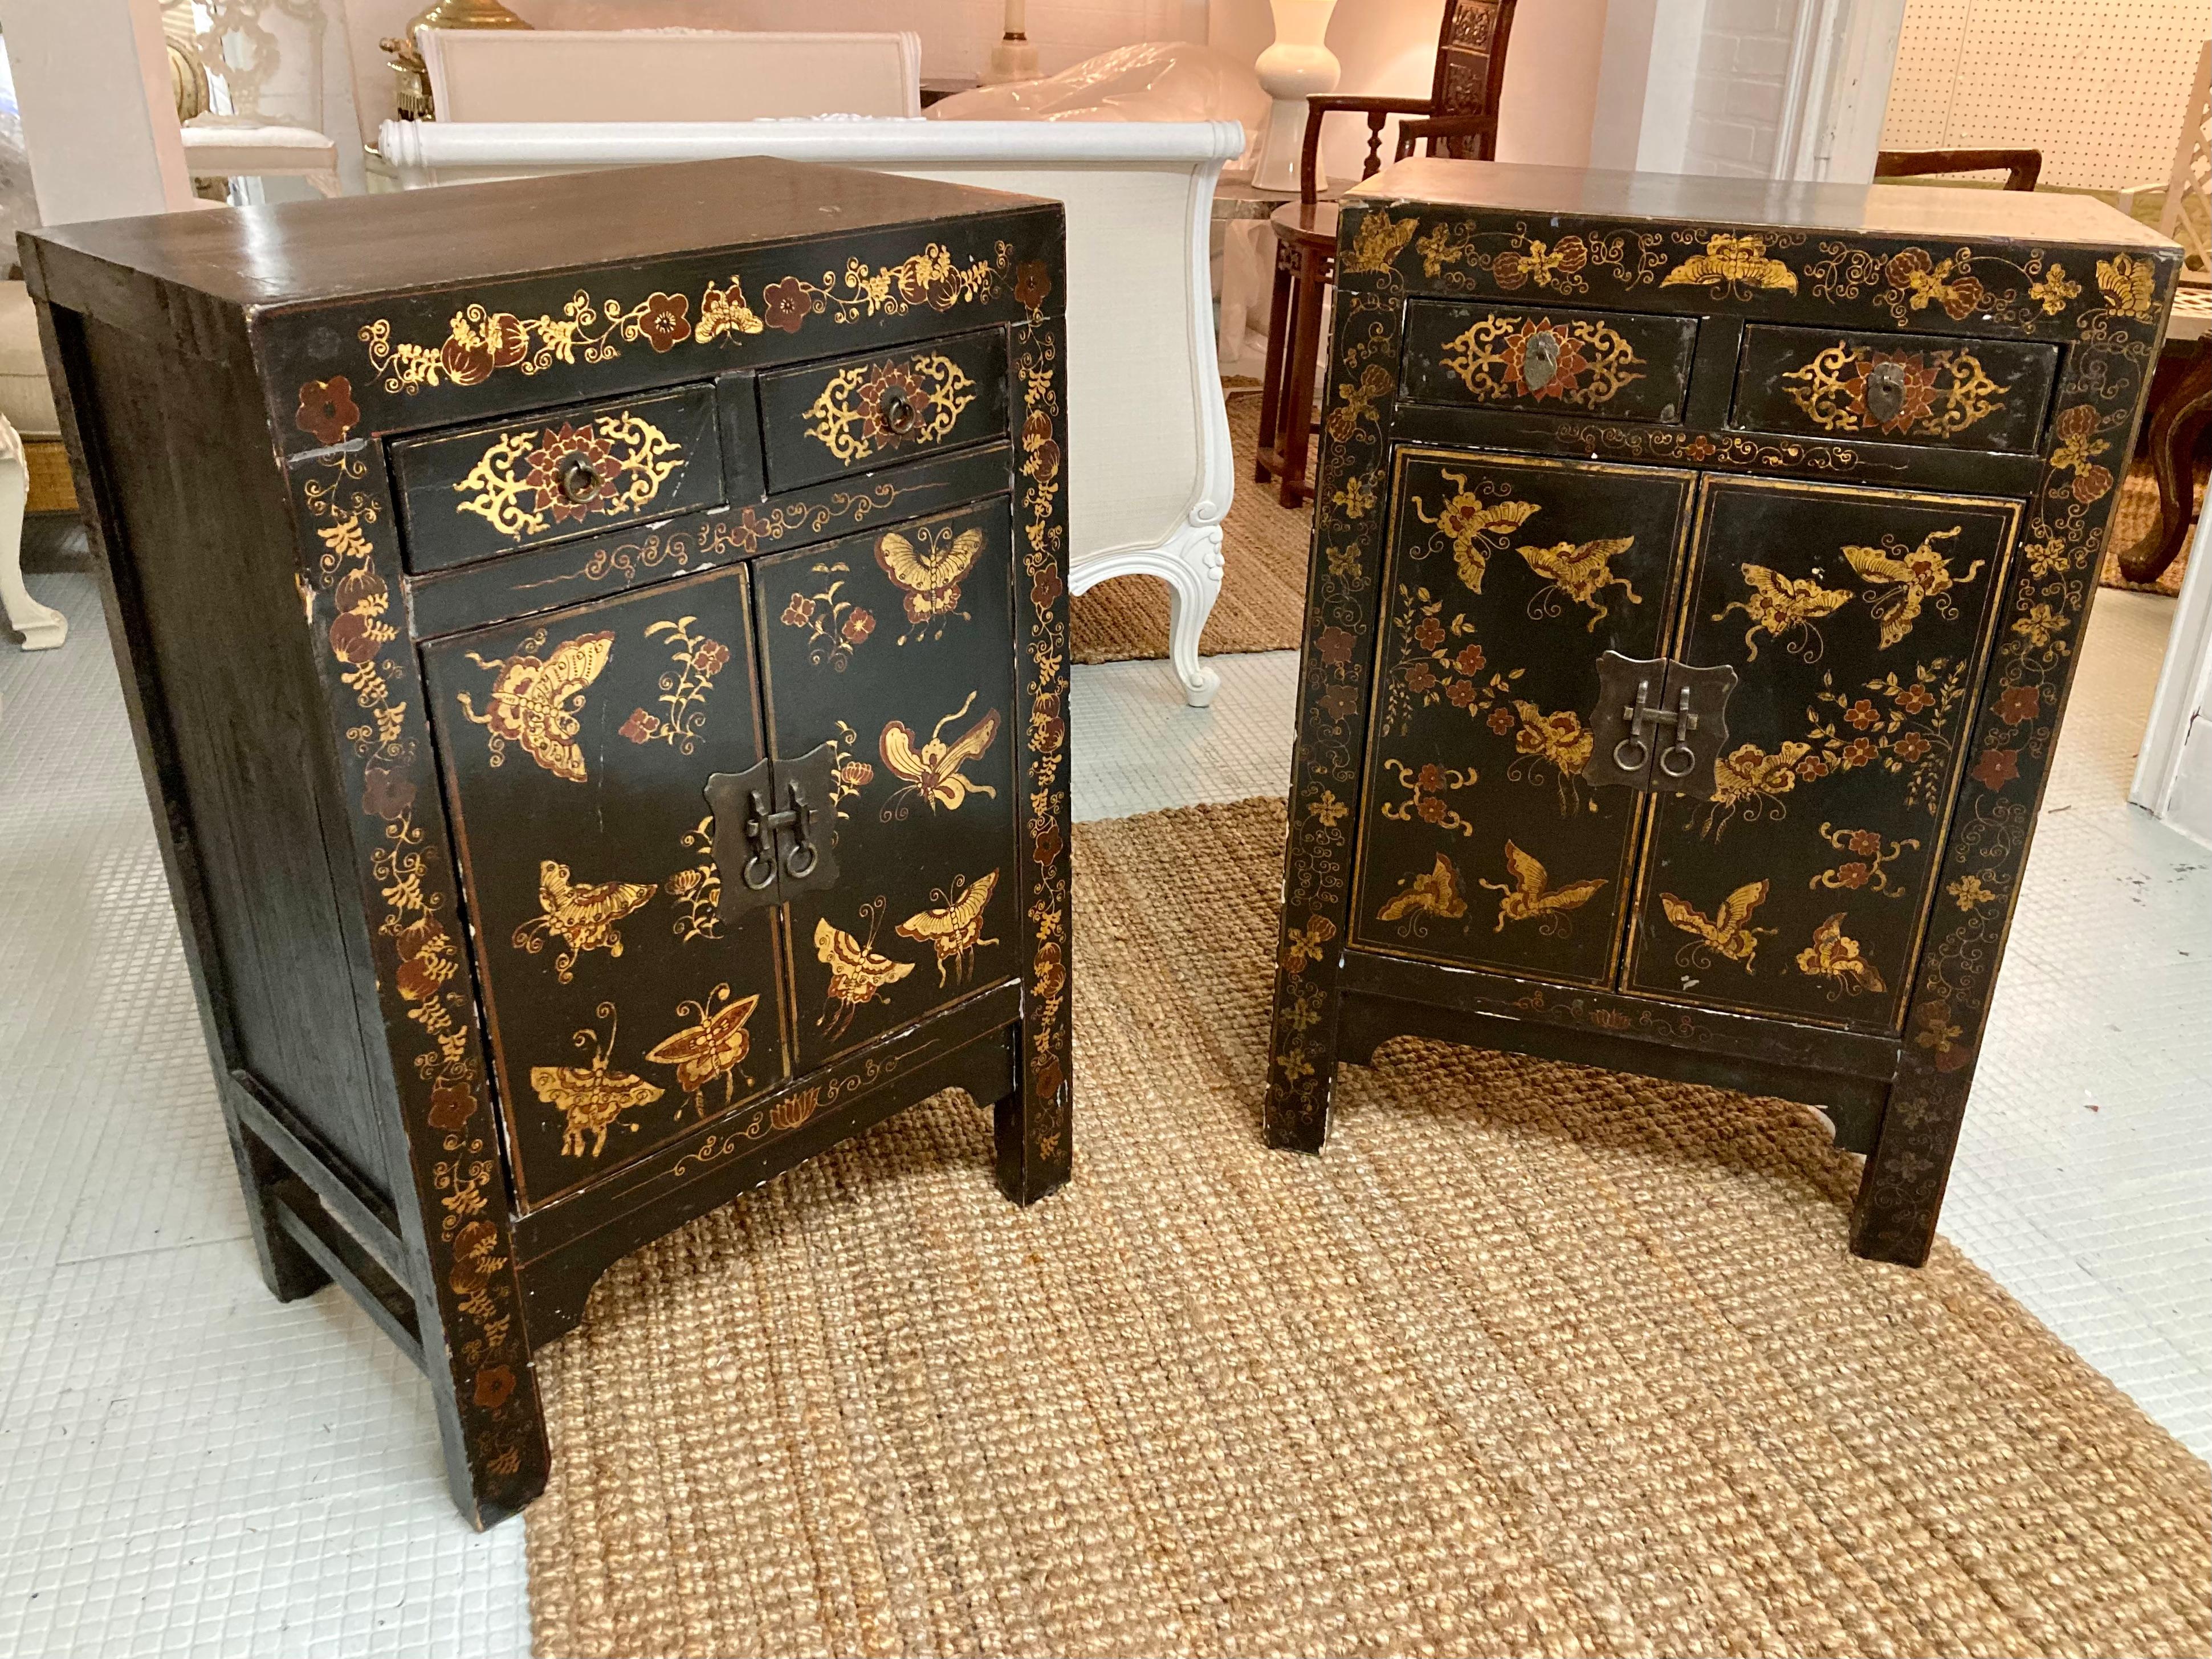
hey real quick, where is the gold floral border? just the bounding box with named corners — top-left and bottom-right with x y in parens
top-left (305, 244), bottom-right (1050, 435)
top-left (1012, 322), bottom-right (1072, 1177)
top-left (296, 445), bottom-right (543, 1513)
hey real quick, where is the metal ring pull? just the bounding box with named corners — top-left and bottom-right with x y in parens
top-left (741, 789), bottom-right (780, 891)
top-left (781, 784), bottom-right (820, 879)
top-left (1657, 687), bottom-right (1700, 777)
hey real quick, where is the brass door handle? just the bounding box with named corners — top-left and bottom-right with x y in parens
top-left (1587, 650), bottom-right (1738, 797)
top-left (705, 741), bottom-right (844, 918)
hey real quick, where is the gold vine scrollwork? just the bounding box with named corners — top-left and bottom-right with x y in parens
top-left (355, 247), bottom-right (1014, 398)
top-left (1380, 757), bottom-right (1478, 835)
top-left (805, 354), bottom-right (973, 466)
top-left (1782, 341), bottom-right (2009, 440)
top-left (1810, 822), bottom-right (1920, 897)
top-left (455, 412), bottom-right (683, 541)
top-left (1440, 314), bottom-right (1647, 409)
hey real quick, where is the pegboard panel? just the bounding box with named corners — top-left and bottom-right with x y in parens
top-left (1881, 0), bottom-right (2206, 190)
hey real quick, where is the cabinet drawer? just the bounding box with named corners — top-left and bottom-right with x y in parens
top-left (1731, 325), bottom-right (2059, 452)
top-left (391, 383), bottom-right (726, 574)
top-left (1403, 299), bottom-right (1697, 423)
top-left (756, 328), bottom-right (1010, 492)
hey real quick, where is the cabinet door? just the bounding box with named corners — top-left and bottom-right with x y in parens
top-left (1350, 448), bottom-right (1694, 986)
top-left (421, 565), bottom-right (788, 1212)
top-left (1620, 476), bottom-right (2019, 1032)
top-left (752, 498), bottom-right (1021, 1071)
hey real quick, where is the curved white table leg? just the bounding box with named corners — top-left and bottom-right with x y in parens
top-left (0, 417), bottom-right (67, 651)
top-left (1163, 523), bottom-right (1223, 707)
top-left (1071, 519), bottom-right (1224, 708)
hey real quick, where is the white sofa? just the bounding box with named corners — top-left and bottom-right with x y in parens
top-left (378, 117), bottom-right (1243, 705)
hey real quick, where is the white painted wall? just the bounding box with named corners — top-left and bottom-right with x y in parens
top-left (0, 0), bottom-right (194, 223)
top-left (1883, 0), bottom-right (2205, 191)
top-left (1208, 0), bottom-right (1607, 184)
top-left (1681, 0), bottom-right (1802, 178)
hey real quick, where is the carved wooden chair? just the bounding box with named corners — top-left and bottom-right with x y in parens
top-left (1873, 147), bottom-right (2043, 191)
top-left (1254, 0), bottom-right (1518, 507)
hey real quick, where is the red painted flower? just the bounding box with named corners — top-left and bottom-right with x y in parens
top-left (1413, 617), bottom-right (1446, 650)
top-left (635, 291), bottom-right (691, 353)
top-left (1996, 684), bottom-right (2040, 726)
top-left (523, 423), bottom-right (617, 523)
top-left (689, 638), bottom-right (731, 678)
top-left (1797, 753), bottom-right (1831, 780)
top-left (1446, 679), bottom-right (1478, 707)
top-left (761, 276), bottom-right (813, 334)
top-left (472, 1366), bottom-right (517, 1411)
top-left (1488, 707), bottom-right (1518, 736)
top-left (1416, 764), bottom-right (1445, 792)
top-left (1840, 737), bottom-right (1878, 768)
top-left (427, 1079), bottom-right (478, 1132)
top-left (1894, 682), bottom-right (1934, 714)
top-left (1846, 829), bottom-right (1883, 857)
top-left (1970, 747), bottom-right (2020, 791)
top-left (1504, 320), bottom-right (1590, 401)
top-left (1844, 351), bottom-right (1937, 434)
top-left (1316, 625), bottom-right (1357, 667)
top-left (1893, 731), bottom-right (1930, 761)
top-left (1014, 260), bottom-right (1053, 313)
top-left (1833, 862), bottom-right (1871, 888)
top-left (1405, 663), bottom-right (1437, 694)
top-left (360, 766), bottom-right (415, 822)
top-left (620, 708), bottom-right (662, 744)
top-left (1033, 824), bottom-right (1064, 869)
top-left (859, 365), bottom-right (931, 450)
top-left (295, 376), bottom-right (360, 446)
top-left (781, 593), bottom-right (817, 628)
top-left (1320, 683), bottom-right (1360, 723)
top-left (1417, 794), bottom-right (1448, 822)
top-left (1455, 643), bottom-right (1487, 675)
top-left (841, 608), bottom-right (876, 647)
top-left (1029, 565), bottom-right (1065, 610)
top-left (1844, 698), bottom-right (1882, 730)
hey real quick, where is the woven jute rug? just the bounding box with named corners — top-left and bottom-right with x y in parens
top-left (2099, 459), bottom-right (2202, 597)
top-left (1068, 386), bottom-right (1313, 663)
top-left (525, 798), bottom-right (2210, 1659)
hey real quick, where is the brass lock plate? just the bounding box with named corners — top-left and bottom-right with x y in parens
top-left (1586, 650), bottom-right (1738, 798)
top-left (703, 740), bottom-right (842, 918)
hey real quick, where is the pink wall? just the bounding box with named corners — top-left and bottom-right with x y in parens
top-left (1209, 0), bottom-right (1606, 181)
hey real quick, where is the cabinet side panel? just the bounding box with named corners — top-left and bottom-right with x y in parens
top-left (72, 315), bottom-right (399, 1202)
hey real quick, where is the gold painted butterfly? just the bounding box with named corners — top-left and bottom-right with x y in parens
top-left (455, 629), bottom-right (614, 781)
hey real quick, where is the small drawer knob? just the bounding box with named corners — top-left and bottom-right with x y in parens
top-left (555, 454), bottom-right (601, 503)
top-left (878, 389), bottom-right (919, 435)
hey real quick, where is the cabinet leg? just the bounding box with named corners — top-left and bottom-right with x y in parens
top-left (1848, 1069), bottom-right (1969, 1267)
top-left (991, 1021), bottom-right (1070, 1206)
top-left (1262, 973), bottom-right (1341, 1154)
top-left (222, 1112), bottom-right (331, 1303)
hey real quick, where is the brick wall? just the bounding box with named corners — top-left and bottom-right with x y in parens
top-left (1683, 0), bottom-right (1803, 177)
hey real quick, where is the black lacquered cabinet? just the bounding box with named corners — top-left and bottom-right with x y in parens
top-left (1266, 159), bottom-right (2178, 1266)
top-left (25, 157), bottom-right (1072, 1526)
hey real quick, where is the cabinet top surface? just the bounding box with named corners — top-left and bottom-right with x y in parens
top-left (1351, 158), bottom-right (2175, 252)
top-left (23, 156), bottom-right (1052, 313)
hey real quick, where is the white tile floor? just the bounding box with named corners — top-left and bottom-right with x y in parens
top-left (2, 569), bottom-right (2206, 1656)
